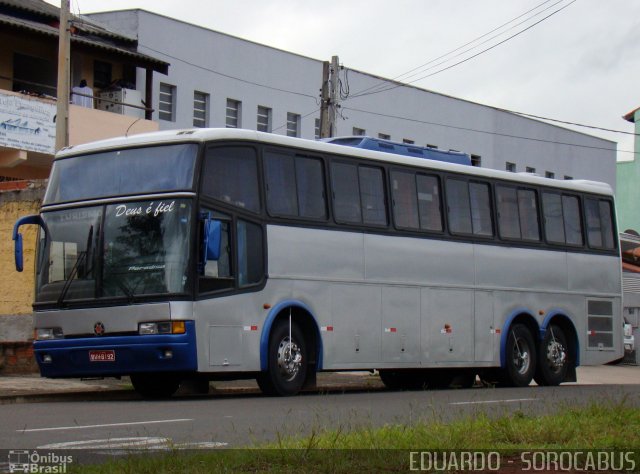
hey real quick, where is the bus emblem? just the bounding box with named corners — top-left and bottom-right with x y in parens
top-left (94, 322), bottom-right (105, 336)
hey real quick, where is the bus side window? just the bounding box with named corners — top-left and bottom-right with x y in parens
top-left (446, 178), bottom-right (472, 234)
top-left (496, 186), bottom-right (540, 241)
top-left (585, 198), bottom-right (615, 249)
top-left (359, 166), bottom-right (387, 226)
top-left (562, 195), bottom-right (583, 246)
top-left (518, 189), bottom-right (540, 241)
top-left (237, 219), bottom-right (264, 287)
top-left (416, 174), bottom-right (443, 232)
top-left (199, 210), bottom-right (233, 293)
top-left (469, 182), bottom-right (493, 237)
top-left (202, 146), bottom-right (260, 213)
top-left (496, 186), bottom-right (520, 239)
top-left (391, 170), bottom-right (419, 229)
top-left (332, 162), bottom-right (362, 223)
top-left (543, 192), bottom-right (565, 244)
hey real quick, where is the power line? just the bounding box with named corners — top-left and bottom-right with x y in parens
top-left (352, 0), bottom-right (559, 98)
top-left (137, 42), bottom-right (319, 102)
top-left (350, 0), bottom-right (577, 99)
top-left (498, 108), bottom-right (639, 136)
top-left (342, 106), bottom-right (634, 155)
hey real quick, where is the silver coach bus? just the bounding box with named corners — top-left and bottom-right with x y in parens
top-left (13, 128), bottom-right (623, 397)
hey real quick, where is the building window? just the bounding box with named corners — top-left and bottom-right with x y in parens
top-left (159, 83), bottom-right (176, 122)
top-left (226, 99), bottom-right (241, 128)
top-left (426, 144), bottom-right (438, 149)
top-left (378, 133), bottom-right (391, 140)
top-left (286, 112), bottom-right (300, 137)
top-left (93, 60), bottom-right (112, 89)
top-left (506, 162), bottom-right (516, 172)
top-left (353, 127), bottom-right (366, 136)
top-left (403, 139), bottom-right (415, 145)
top-left (526, 167), bottom-right (536, 174)
top-left (193, 91), bottom-right (209, 128)
top-left (257, 106), bottom-right (272, 133)
top-left (564, 175), bottom-right (573, 180)
top-left (13, 53), bottom-right (56, 96)
top-left (471, 155), bottom-right (481, 167)
top-left (545, 171), bottom-right (555, 179)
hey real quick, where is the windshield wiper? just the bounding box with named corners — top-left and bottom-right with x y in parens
top-left (56, 250), bottom-right (87, 306)
top-left (57, 225), bottom-right (93, 306)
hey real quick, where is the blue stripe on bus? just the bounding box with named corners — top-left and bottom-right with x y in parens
top-left (260, 300), bottom-right (323, 372)
top-left (34, 320), bottom-right (197, 378)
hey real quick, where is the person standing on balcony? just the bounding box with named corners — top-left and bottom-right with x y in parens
top-left (71, 79), bottom-right (94, 108)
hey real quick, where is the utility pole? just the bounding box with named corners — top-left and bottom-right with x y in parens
top-left (319, 61), bottom-right (330, 138)
top-left (329, 55), bottom-right (340, 137)
top-left (55, 0), bottom-right (70, 151)
top-left (319, 56), bottom-right (340, 138)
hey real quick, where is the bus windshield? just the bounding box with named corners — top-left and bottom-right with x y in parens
top-left (44, 144), bottom-right (198, 205)
top-left (35, 199), bottom-right (193, 305)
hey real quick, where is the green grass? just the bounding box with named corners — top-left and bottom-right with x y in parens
top-left (74, 401), bottom-right (640, 473)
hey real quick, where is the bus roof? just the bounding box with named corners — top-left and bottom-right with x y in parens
top-left (56, 128), bottom-right (614, 197)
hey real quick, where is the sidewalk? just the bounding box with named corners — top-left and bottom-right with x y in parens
top-left (0, 365), bottom-right (637, 404)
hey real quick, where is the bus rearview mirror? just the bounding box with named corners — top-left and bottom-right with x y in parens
top-left (12, 214), bottom-right (44, 272)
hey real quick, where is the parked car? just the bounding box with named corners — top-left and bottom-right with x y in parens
top-left (624, 317), bottom-right (635, 354)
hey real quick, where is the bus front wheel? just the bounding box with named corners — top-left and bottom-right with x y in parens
top-left (257, 319), bottom-right (308, 396)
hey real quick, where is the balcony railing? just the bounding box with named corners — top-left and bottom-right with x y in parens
top-left (0, 89), bottom-right (158, 179)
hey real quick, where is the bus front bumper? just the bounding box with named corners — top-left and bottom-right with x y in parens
top-left (33, 321), bottom-right (197, 378)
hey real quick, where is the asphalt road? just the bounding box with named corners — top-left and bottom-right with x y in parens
top-left (0, 383), bottom-right (638, 464)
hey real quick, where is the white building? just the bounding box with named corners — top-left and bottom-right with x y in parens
top-left (89, 9), bottom-right (616, 185)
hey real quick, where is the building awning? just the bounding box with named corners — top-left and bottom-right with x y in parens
top-left (623, 107), bottom-right (639, 123)
top-left (0, 9), bottom-right (168, 74)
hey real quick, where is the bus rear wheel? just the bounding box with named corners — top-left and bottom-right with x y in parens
top-left (534, 324), bottom-right (569, 386)
top-left (502, 324), bottom-right (537, 387)
top-left (257, 319), bottom-right (308, 396)
top-left (130, 373), bottom-right (181, 399)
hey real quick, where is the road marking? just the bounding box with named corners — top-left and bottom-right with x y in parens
top-left (38, 437), bottom-right (228, 450)
top-left (449, 398), bottom-right (537, 406)
top-left (19, 418), bottom-right (192, 433)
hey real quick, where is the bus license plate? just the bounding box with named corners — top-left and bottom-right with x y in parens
top-left (89, 350), bottom-right (115, 362)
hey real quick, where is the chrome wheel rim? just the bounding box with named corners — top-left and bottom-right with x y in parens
top-left (512, 337), bottom-right (531, 375)
top-left (277, 337), bottom-right (302, 381)
top-left (546, 340), bottom-right (566, 374)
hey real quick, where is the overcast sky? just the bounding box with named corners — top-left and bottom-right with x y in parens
top-left (49, 0), bottom-right (639, 161)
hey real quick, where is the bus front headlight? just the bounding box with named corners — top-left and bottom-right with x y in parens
top-left (35, 327), bottom-right (63, 340)
top-left (138, 321), bottom-right (186, 335)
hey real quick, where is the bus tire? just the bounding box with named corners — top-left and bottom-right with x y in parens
top-left (257, 319), bottom-right (308, 396)
top-left (130, 373), bottom-right (181, 399)
top-left (534, 324), bottom-right (569, 386)
top-left (502, 324), bottom-right (537, 387)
